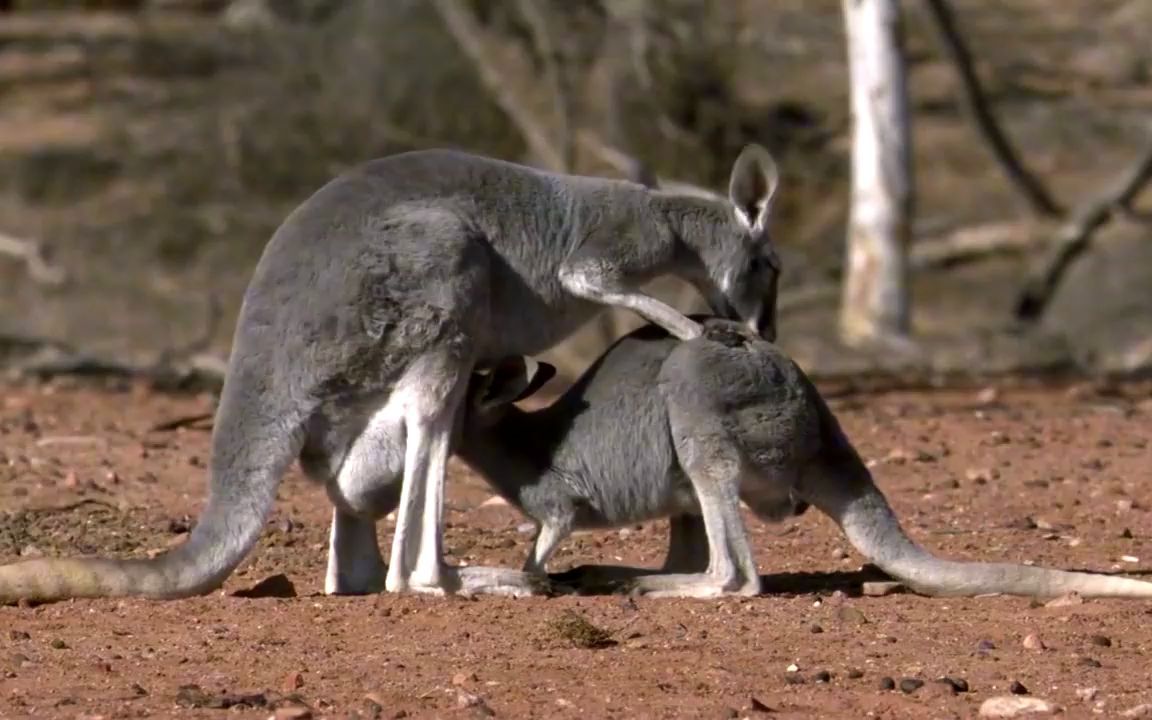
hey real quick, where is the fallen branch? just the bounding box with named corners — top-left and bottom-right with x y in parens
top-left (919, 0), bottom-right (1063, 218)
top-left (1015, 138), bottom-right (1152, 321)
top-left (1, 296), bottom-right (228, 391)
top-left (0, 232), bottom-right (67, 286)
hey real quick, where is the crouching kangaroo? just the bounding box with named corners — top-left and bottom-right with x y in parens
top-left (0, 145), bottom-right (785, 604)
top-left (455, 319), bottom-right (1152, 599)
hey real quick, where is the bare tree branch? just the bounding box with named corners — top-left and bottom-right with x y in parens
top-left (430, 0), bottom-right (565, 170)
top-left (0, 232), bottom-right (67, 286)
top-left (513, 0), bottom-right (576, 170)
top-left (919, 0), bottom-right (1063, 218)
top-left (1015, 138), bottom-right (1152, 321)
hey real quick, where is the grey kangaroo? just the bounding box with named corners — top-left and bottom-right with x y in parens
top-left (452, 318), bottom-right (1152, 599)
top-left (0, 145), bottom-right (784, 604)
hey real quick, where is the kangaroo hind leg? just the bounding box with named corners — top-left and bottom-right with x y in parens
top-left (303, 400), bottom-right (407, 596)
top-left (624, 408), bottom-right (761, 598)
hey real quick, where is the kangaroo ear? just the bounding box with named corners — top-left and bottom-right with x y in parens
top-left (481, 357), bottom-right (556, 408)
top-left (728, 143), bottom-right (779, 235)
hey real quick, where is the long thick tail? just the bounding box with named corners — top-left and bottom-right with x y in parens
top-left (822, 481), bottom-right (1152, 599)
top-left (0, 355), bottom-right (310, 604)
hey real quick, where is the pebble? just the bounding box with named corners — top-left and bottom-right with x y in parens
top-left (878, 677), bottom-right (896, 691)
top-left (1089, 634), bottom-right (1112, 647)
top-left (966, 468), bottom-right (999, 484)
top-left (453, 672), bottom-right (478, 686)
top-left (978, 696), bottom-right (1060, 717)
top-left (831, 547), bottom-right (848, 560)
top-left (813, 670), bottom-right (831, 684)
top-left (8, 631), bottom-right (30, 641)
top-left (273, 705), bottom-right (313, 720)
top-left (809, 624), bottom-right (824, 634)
top-left (1120, 527), bottom-right (1134, 539)
top-left (281, 672), bottom-right (303, 692)
top-left (1075, 687), bottom-right (1098, 702)
top-left (1044, 592), bottom-right (1083, 608)
top-left (940, 677), bottom-right (969, 693)
top-left (1009, 680), bottom-right (1029, 695)
top-left (899, 678), bottom-right (924, 694)
top-left (1022, 633), bottom-right (1046, 651)
top-left (976, 639), bottom-right (997, 652)
top-left (50, 639), bottom-right (68, 650)
top-left (1077, 656), bottom-right (1102, 668)
top-left (846, 669), bottom-right (864, 680)
top-left (748, 696), bottom-right (773, 713)
top-left (837, 607), bottom-right (868, 625)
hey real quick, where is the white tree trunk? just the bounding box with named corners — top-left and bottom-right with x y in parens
top-left (840, 0), bottom-right (914, 345)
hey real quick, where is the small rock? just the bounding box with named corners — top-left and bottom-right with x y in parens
top-left (232, 574), bottom-right (297, 599)
top-left (1089, 634), bottom-right (1112, 647)
top-left (50, 639), bottom-right (68, 650)
top-left (978, 696), bottom-right (1060, 717)
top-left (1022, 634), bottom-right (1046, 651)
top-left (281, 671), bottom-right (303, 692)
top-left (1009, 680), bottom-right (1029, 695)
top-left (8, 631), bottom-right (30, 641)
top-left (878, 677), bottom-right (896, 691)
top-left (814, 670), bottom-right (831, 683)
top-left (785, 663), bottom-right (799, 673)
top-left (453, 672), bottom-right (477, 686)
top-left (748, 696), bottom-right (773, 713)
top-left (922, 678), bottom-right (959, 698)
top-left (831, 547), bottom-right (848, 560)
top-left (976, 639), bottom-right (997, 652)
top-left (899, 678), bottom-right (924, 694)
top-left (1074, 687), bottom-right (1098, 702)
top-left (939, 677), bottom-right (969, 693)
top-left (1122, 703), bottom-right (1152, 718)
top-left (837, 607), bottom-right (868, 625)
top-left (809, 624), bottom-right (824, 634)
top-left (516, 522), bottom-right (536, 535)
top-left (1077, 656), bottom-right (1102, 668)
top-left (1044, 592), bottom-right (1084, 608)
top-left (966, 468), bottom-right (999, 484)
top-left (274, 705), bottom-right (313, 720)
top-left (455, 690), bottom-right (494, 716)
top-left (479, 495), bottom-right (509, 507)
top-left (862, 581), bottom-right (905, 597)
top-left (782, 672), bottom-right (805, 685)
top-left (1120, 528), bottom-right (1134, 539)
top-left (847, 669), bottom-right (864, 680)
top-left (1117, 498), bottom-right (1135, 512)
top-left (975, 387), bottom-right (1001, 405)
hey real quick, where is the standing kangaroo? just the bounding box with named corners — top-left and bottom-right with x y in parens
top-left (452, 318), bottom-right (1152, 599)
top-left (0, 145), bottom-right (784, 603)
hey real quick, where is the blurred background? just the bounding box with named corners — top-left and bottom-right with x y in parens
top-left (0, 0), bottom-right (1149, 387)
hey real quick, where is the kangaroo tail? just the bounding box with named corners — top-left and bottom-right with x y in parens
top-left (0, 353), bottom-right (311, 604)
top-left (823, 480), bottom-right (1152, 600)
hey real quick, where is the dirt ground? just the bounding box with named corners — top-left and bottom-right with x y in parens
top-left (1, 378), bottom-right (1152, 719)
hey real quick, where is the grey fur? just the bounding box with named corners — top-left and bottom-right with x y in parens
top-left (0, 145), bottom-right (782, 603)
top-left (457, 318), bottom-right (1152, 600)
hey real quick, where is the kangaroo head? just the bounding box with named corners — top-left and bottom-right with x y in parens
top-left (464, 356), bottom-right (557, 429)
top-left (648, 144), bottom-right (782, 341)
top-left (713, 143), bottom-right (782, 340)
